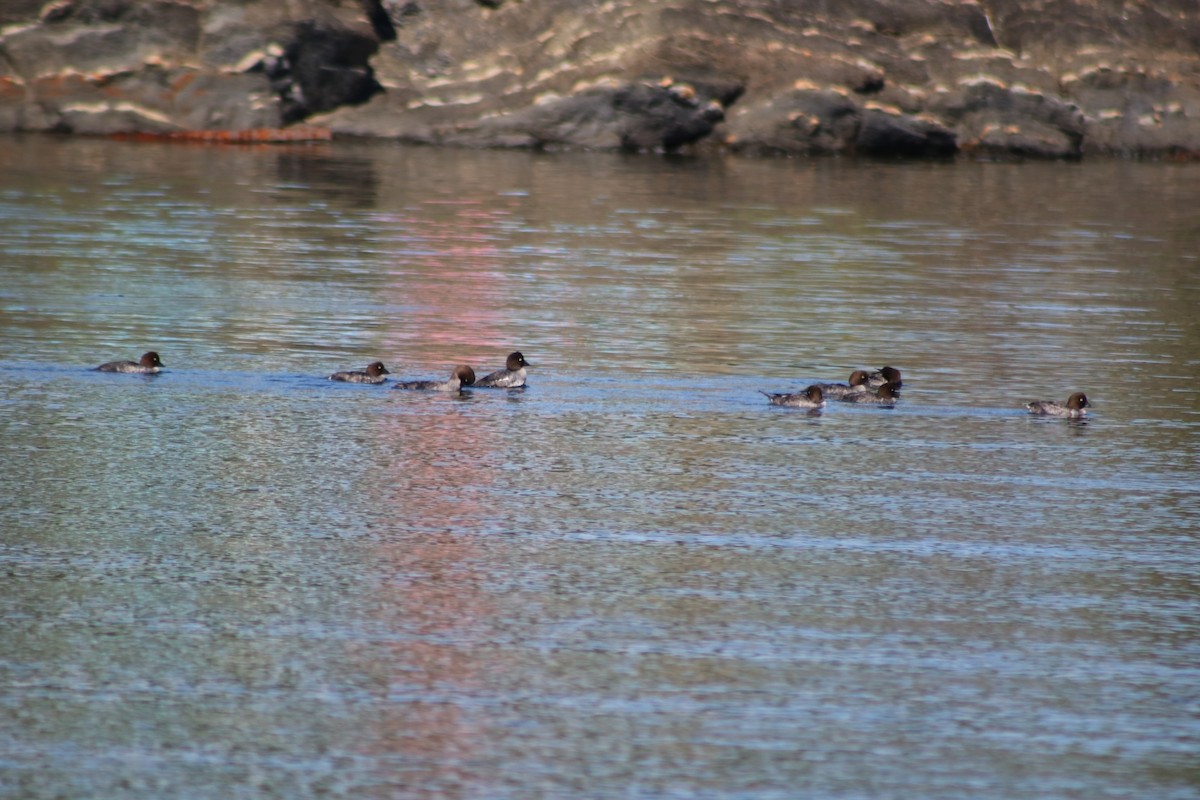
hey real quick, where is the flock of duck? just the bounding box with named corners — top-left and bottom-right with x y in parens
top-left (760, 366), bottom-right (1090, 418)
top-left (94, 351), bottom-right (1090, 419)
top-left (95, 350), bottom-right (532, 392)
top-left (327, 351), bottom-right (530, 391)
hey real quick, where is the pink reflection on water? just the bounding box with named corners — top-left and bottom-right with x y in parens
top-left (359, 196), bottom-right (527, 793)
top-left (380, 198), bottom-right (525, 363)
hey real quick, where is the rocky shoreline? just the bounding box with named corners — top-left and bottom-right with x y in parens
top-left (2, 0), bottom-right (1198, 159)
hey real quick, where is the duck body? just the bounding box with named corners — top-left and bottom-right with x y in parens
top-left (1026, 392), bottom-right (1089, 418)
top-left (329, 361), bottom-right (391, 384)
top-left (476, 351), bottom-right (530, 388)
top-left (814, 370), bottom-right (872, 399)
top-left (96, 351), bottom-right (163, 374)
top-left (760, 384), bottom-right (826, 409)
top-left (393, 365), bottom-right (476, 393)
top-left (839, 382), bottom-right (901, 406)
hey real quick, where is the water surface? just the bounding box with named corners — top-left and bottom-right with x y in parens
top-left (1, 136), bottom-right (1199, 799)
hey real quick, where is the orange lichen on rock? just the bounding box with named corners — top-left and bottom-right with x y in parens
top-left (108, 127), bottom-right (333, 143)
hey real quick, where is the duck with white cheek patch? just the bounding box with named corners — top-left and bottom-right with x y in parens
top-left (475, 351), bottom-right (531, 388)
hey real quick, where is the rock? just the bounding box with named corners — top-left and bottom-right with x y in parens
top-left (728, 88), bottom-right (864, 155)
top-left (0, 0), bottom-right (43, 28)
top-left (933, 80), bottom-right (1087, 158)
top-left (268, 20), bottom-right (382, 124)
top-left (424, 79), bottom-right (728, 152)
top-left (1062, 61), bottom-right (1200, 157)
top-left (727, 88), bottom-right (956, 157)
top-left (0, 0), bottom-right (1198, 159)
top-left (2, 1), bottom-right (201, 78)
top-left (856, 108), bottom-right (957, 157)
top-left (0, 0), bottom-right (376, 133)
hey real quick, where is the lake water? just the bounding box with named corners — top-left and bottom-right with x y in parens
top-left (1, 135), bottom-right (1198, 799)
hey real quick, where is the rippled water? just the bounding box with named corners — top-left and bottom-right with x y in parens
top-left (2, 136), bottom-right (1198, 799)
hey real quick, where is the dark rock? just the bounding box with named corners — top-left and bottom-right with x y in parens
top-left (729, 88), bottom-right (956, 157)
top-left (854, 75), bottom-right (886, 95)
top-left (612, 81), bottom-right (726, 152)
top-left (362, 0), bottom-right (397, 41)
top-left (427, 80), bottom-right (727, 152)
top-left (934, 80), bottom-right (1086, 159)
top-left (275, 21), bottom-right (381, 123)
top-left (856, 109), bottom-right (956, 158)
top-left (729, 89), bottom-right (863, 155)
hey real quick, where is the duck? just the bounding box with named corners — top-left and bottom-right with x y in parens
top-left (328, 361), bottom-right (391, 384)
top-left (475, 351), bottom-right (530, 388)
top-left (392, 365), bottom-right (476, 393)
top-left (760, 384), bottom-right (826, 409)
top-left (95, 351), bottom-right (163, 374)
top-left (814, 370), bottom-right (872, 399)
top-left (1025, 392), bottom-right (1089, 419)
top-left (866, 366), bottom-right (902, 388)
top-left (839, 381), bottom-right (900, 406)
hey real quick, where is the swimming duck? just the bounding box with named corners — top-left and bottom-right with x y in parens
top-left (95, 351), bottom-right (163, 374)
top-left (814, 370), bottom-right (872, 399)
top-left (392, 365), bottom-right (476, 393)
top-left (840, 382), bottom-right (900, 406)
top-left (329, 361), bottom-right (391, 384)
top-left (760, 384), bottom-right (826, 409)
top-left (475, 351), bottom-right (530, 388)
top-left (1025, 392), bottom-right (1089, 418)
